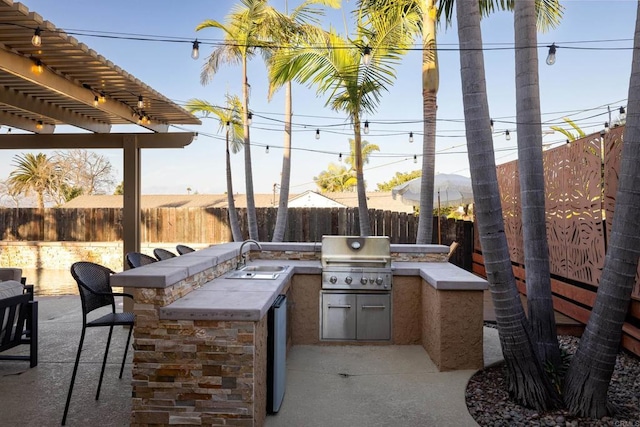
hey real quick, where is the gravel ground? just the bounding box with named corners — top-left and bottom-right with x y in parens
top-left (466, 335), bottom-right (640, 427)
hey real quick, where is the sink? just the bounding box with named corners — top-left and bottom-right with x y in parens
top-left (238, 265), bottom-right (288, 273)
top-left (226, 265), bottom-right (289, 280)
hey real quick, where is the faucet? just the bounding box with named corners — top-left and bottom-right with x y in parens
top-left (237, 239), bottom-right (262, 269)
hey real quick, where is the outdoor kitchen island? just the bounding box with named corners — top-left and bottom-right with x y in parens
top-left (111, 240), bottom-right (487, 427)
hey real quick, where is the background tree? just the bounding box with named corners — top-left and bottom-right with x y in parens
top-left (54, 149), bottom-right (116, 196)
top-left (314, 163), bottom-right (357, 192)
top-left (113, 181), bottom-right (124, 195)
top-left (186, 95), bottom-right (245, 242)
top-left (197, 0), bottom-right (275, 240)
top-left (376, 170), bottom-right (421, 191)
top-left (7, 153), bottom-right (61, 210)
top-left (344, 138), bottom-right (379, 171)
top-left (550, 117), bottom-right (585, 142)
top-left (269, 4), bottom-right (419, 235)
top-left (265, 0), bottom-right (340, 242)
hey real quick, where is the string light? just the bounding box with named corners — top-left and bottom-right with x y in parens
top-left (362, 46), bottom-right (371, 66)
top-left (191, 40), bottom-right (200, 60)
top-left (194, 132), bottom-right (198, 140)
top-left (315, 129), bottom-right (320, 140)
top-left (364, 120), bottom-right (369, 134)
top-left (31, 27), bottom-right (41, 47)
top-left (35, 120), bottom-right (43, 130)
top-left (604, 121), bottom-right (610, 133)
top-left (138, 95), bottom-right (144, 109)
top-left (31, 59), bottom-right (44, 75)
top-left (409, 132), bottom-right (414, 143)
top-left (93, 96), bottom-right (99, 107)
top-left (247, 111), bottom-right (253, 126)
top-left (546, 43), bottom-right (557, 66)
top-left (505, 130), bottom-right (511, 141)
top-left (413, 155), bottom-right (417, 164)
top-left (225, 121), bottom-right (230, 130)
top-left (338, 153), bottom-right (342, 161)
top-left (265, 145), bottom-right (270, 154)
top-left (490, 119), bottom-right (494, 132)
top-left (99, 92), bottom-right (106, 103)
top-left (619, 106), bottom-right (626, 121)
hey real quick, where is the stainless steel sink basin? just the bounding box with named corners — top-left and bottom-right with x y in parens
top-left (226, 265), bottom-right (289, 280)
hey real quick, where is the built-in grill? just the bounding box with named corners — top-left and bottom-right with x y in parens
top-left (320, 236), bottom-right (392, 341)
top-left (321, 236), bottom-right (392, 291)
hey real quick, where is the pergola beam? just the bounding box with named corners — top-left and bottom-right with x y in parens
top-left (0, 47), bottom-right (169, 133)
top-left (0, 132), bottom-right (195, 149)
top-left (0, 108), bottom-right (55, 133)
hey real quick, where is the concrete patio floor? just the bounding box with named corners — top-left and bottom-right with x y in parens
top-left (0, 295), bottom-right (503, 427)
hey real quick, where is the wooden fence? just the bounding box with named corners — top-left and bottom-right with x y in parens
top-left (472, 125), bottom-right (640, 356)
top-left (0, 206), bottom-right (471, 251)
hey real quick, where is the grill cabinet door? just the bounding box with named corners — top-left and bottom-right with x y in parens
top-left (356, 293), bottom-right (391, 341)
top-left (322, 293), bottom-right (356, 340)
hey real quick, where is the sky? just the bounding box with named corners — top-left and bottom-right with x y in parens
top-left (2, 0), bottom-right (638, 199)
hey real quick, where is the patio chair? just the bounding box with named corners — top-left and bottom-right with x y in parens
top-left (125, 251), bottom-right (157, 269)
top-left (62, 262), bottom-right (134, 425)
top-left (176, 244), bottom-right (195, 255)
top-left (153, 248), bottom-right (177, 261)
top-left (0, 282), bottom-right (38, 368)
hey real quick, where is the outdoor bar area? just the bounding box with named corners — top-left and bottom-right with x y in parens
top-left (111, 239), bottom-right (487, 426)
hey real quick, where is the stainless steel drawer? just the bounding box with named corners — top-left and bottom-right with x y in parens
top-left (321, 293), bottom-right (356, 340)
top-left (357, 293), bottom-right (391, 341)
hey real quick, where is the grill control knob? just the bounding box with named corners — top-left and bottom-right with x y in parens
top-left (376, 277), bottom-right (384, 286)
top-left (360, 277), bottom-right (368, 285)
top-left (345, 276), bottom-right (353, 284)
top-left (329, 276), bottom-right (338, 284)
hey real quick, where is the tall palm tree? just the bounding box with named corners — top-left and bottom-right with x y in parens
top-left (345, 138), bottom-right (380, 171)
top-left (314, 163), bottom-right (357, 192)
top-left (455, 0), bottom-right (560, 410)
top-left (264, 0), bottom-right (340, 242)
top-left (563, 1), bottom-right (640, 417)
top-left (8, 153), bottom-right (60, 210)
top-left (196, 0), bottom-right (274, 240)
top-left (269, 5), bottom-right (419, 235)
top-left (185, 95), bottom-right (244, 242)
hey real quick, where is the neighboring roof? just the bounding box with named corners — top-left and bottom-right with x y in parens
top-left (0, 0), bottom-right (200, 133)
top-left (288, 190), bottom-right (345, 208)
top-left (61, 192), bottom-right (415, 213)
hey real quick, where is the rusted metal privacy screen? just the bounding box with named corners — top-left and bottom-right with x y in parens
top-left (496, 126), bottom-right (639, 299)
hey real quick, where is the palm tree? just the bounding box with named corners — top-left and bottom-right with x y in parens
top-left (269, 4), bottom-right (419, 235)
top-left (550, 117), bottom-right (586, 142)
top-left (563, 2), bottom-right (640, 417)
top-left (345, 138), bottom-right (380, 171)
top-left (514, 0), bottom-right (562, 369)
top-left (7, 153), bottom-right (60, 209)
top-left (455, 0), bottom-right (560, 410)
top-left (314, 163), bottom-right (357, 192)
top-left (185, 95), bottom-right (244, 242)
top-left (264, 0), bottom-right (340, 242)
top-left (196, 0), bottom-right (274, 240)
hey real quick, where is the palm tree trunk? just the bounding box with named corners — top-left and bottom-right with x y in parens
top-left (242, 55), bottom-right (259, 240)
top-left (514, 0), bottom-right (561, 368)
top-left (354, 115), bottom-right (371, 236)
top-left (455, 0), bottom-right (560, 410)
top-left (226, 130), bottom-right (242, 242)
top-left (416, 0), bottom-right (437, 244)
top-left (272, 81), bottom-right (293, 242)
top-left (37, 191), bottom-right (44, 210)
top-left (564, 2), bottom-right (640, 417)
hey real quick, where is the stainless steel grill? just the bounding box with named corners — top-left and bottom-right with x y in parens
top-left (321, 236), bottom-right (392, 291)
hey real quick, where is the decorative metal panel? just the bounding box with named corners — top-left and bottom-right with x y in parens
top-left (498, 161), bottom-right (523, 263)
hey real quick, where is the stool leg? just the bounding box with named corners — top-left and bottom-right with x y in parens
top-left (62, 328), bottom-right (86, 425)
top-left (96, 325), bottom-right (114, 400)
top-left (119, 325), bottom-right (133, 378)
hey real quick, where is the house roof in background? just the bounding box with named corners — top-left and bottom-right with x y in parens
top-left (60, 192), bottom-right (415, 213)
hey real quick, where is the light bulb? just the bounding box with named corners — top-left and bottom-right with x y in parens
top-left (490, 119), bottom-right (494, 133)
top-left (364, 120), bottom-right (369, 135)
top-left (247, 111), bottom-right (253, 126)
top-left (36, 120), bottom-right (43, 130)
top-left (546, 43), bottom-right (556, 66)
top-left (94, 96), bottom-right (99, 107)
top-left (191, 40), bottom-right (200, 60)
top-left (32, 28), bottom-right (42, 47)
top-left (194, 132), bottom-right (198, 140)
top-left (31, 59), bottom-right (43, 75)
top-left (362, 46), bottom-right (371, 66)
top-left (265, 145), bottom-right (270, 154)
top-left (99, 93), bottom-right (106, 103)
top-left (338, 153), bottom-right (342, 162)
top-left (620, 106), bottom-right (626, 121)
top-left (315, 129), bottom-right (320, 140)
top-left (604, 122), bottom-right (610, 133)
top-left (413, 155), bottom-right (417, 164)
top-left (505, 130), bottom-right (511, 141)
top-left (409, 132), bottom-right (414, 143)
top-left (225, 121), bottom-right (230, 130)
top-left (138, 95), bottom-right (144, 109)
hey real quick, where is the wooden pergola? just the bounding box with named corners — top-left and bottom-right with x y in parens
top-left (0, 0), bottom-right (201, 266)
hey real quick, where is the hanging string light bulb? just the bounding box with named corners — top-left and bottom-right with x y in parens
top-left (338, 153), bottom-right (342, 162)
top-left (99, 92), bottom-right (106, 103)
top-left (362, 46), bottom-right (371, 66)
top-left (32, 27), bottom-right (42, 47)
top-left (604, 122), bottom-right (610, 133)
top-left (409, 132), bottom-right (414, 143)
top-left (247, 111), bottom-right (253, 126)
top-left (413, 155), bottom-right (417, 164)
top-left (36, 120), bottom-right (43, 130)
top-left (93, 96), bottom-right (99, 107)
top-left (490, 119), bottom-right (494, 133)
top-left (315, 129), bottom-right (320, 140)
top-left (546, 43), bottom-right (557, 66)
top-left (505, 130), bottom-right (511, 141)
top-left (194, 132), bottom-right (198, 140)
top-left (31, 59), bottom-right (44, 75)
top-left (364, 120), bottom-right (370, 135)
top-left (619, 106), bottom-right (626, 121)
top-left (191, 40), bottom-right (200, 60)
top-left (265, 145), bottom-right (270, 154)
